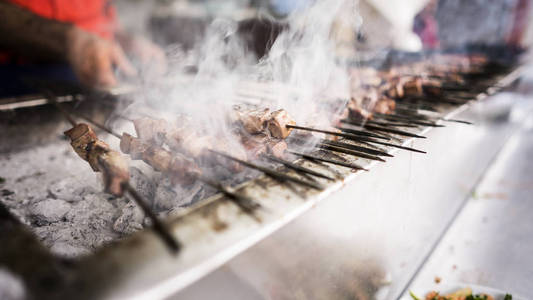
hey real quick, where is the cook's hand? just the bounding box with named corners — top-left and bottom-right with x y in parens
top-left (118, 35), bottom-right (167, 76)
top-left (66, 27), bottom-right (137, 88)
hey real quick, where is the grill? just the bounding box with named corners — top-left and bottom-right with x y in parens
top-left (0, 49), bottom-right (525, 300)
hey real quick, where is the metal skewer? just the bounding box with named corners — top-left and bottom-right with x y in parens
top-left (347, 135), bottom-right (427, 154)
top-left (71, 111), bottom-right (122, 139)
top-left (366, 119), bottom-right (419, 128)
top-left (288, 151), bottom-right (368, 171)
top-left (210, 150), bottom-right (324, 191)
top-left (338, 124), bottom-right (426, 139)
top-left (317, 144), bottom-right (386, 162)
top-left (122, 183), bottom-right (181, 252)
top-left (373, 113), bottom-right (445, 127)
top-left (286, 124), bottom-right (391, 141)
top-left (441, 118), bottom-right (473, 125)
top-left (320, 139), bottom-right (393, 157)
top-left (195, 176), bottom-right (260, 215)
top-left (263, 155), bottom-right (336, 181)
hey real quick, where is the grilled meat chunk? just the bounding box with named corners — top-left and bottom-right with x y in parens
top-left (65, 123), bottom-right (129, 196)
top-left (241, 134), bottom-right (287, 160)
top-left (234, 107), bottom-right (271, 134)
top-left (120, 133), bottom-right (201, 185)
top-left (402, 77), bottom-right (423, 97)
top-left (268, 140), bottom-right (287, 158)
top-left (133, 117), bottom-right (171, 145)
top-left (267, 109), bottom-right (296, 139)
top-left (120, 133), bottom-right (149, 160)
top-left (240, 133), bottom-right (272, 160)
top-left (373, 97), bottom-right (396, 114)
top-left (347, 100), bottom-right (373, 121)
top-left (97, 151), bottom-right (130, 196)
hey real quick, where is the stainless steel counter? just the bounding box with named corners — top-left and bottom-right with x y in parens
top-left (173, 103), bottom-right (521, 299)
top-left (176, 75), bottom-right (533, 300)
top-left (405, 109), bottom-right (533, 299)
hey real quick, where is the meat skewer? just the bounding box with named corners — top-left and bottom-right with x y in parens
top-left (120, 133), bottom-right (201, 185)
top-left (64, 123), bottom-right (130, 196)
top-left (45, 95), bottom-right (180, 253)
top-left (63, 109), bottom-right (264, 219)
top-left (119, 132), bottom-right (262, 215)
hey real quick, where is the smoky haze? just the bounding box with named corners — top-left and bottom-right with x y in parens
top-left (118, 0), bottom-right (362, 173)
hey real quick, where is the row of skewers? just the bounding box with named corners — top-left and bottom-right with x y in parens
top-left (48, 52), bottom-right (512, 252)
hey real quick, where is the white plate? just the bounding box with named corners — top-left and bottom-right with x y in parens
top-left (399, 282), bottom-right (527, 300)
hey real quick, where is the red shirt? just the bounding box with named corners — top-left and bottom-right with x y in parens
top-left (1, 0), bottom-right (116, 63)
top-left (8, 0), bottom-right (116, 39)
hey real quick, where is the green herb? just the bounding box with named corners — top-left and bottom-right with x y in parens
top-left (0, 177), bottom-right (5, 184)
top-left (409, 290), bottom-right (422, 300)
top-left (466, 294), bottom-right (508, 300)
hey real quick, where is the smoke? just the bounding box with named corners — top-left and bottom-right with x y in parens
top-left (254, 0), bottom-right (360, 126)
top-left (124, 0), bottom-right (361, 162)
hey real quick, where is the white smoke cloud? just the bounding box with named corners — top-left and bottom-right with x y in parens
top-left (124, 0), bottom-right (361, 166)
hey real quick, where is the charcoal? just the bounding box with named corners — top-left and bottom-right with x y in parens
top-left (129, 167), bottom-right (156, 203)
top-left (154, 178), bottom-right (203, 211)
top-left (154, 182), bottom-right (178, 211)
top-left (48, 178), bottom-right (80, 200)
top-left (29, 199), bottom-right (71, 226)
top-left (113, 202), bottom-right (145, 235)
top-left (65, 194), bottom-right (115, 226)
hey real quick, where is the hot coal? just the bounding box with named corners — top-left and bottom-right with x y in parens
top-left (0, 140), bottom-right (206, 258)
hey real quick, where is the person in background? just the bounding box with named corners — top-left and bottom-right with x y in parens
top-left (413, 0), bottom-right (440, 49)
top-left (434, 0), bottom-right (531, 50)
top-left (0, 0), bottom-right (165, 97)
top-left (506, 0), bottom-right (531, 47)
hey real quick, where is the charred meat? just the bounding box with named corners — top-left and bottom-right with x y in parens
top-left (65, 123), bottom-right (129, 196)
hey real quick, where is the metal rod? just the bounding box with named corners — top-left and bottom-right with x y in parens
top-left (196, 176), bottom-right (261, 216)
top-left (373, 113), bottom-right (445, 127)
top-left (209, 150), bottom-right (324, 190)
top-left (317, 144), bottom-right (386, 162)
top-left (375, 111), bottom-right (430, 122)
top-left (339, 124), bottom-right (426, 139)
top-left (320, 139), bottom-right (393, 157)
top-left (123, 183), bottom-right (180, 253)
top-left (367, 119), bottom-right (419, 128)
top-left (263, 154), bottom-right (336, 181)
top-left (343, 118), bottom-right (419, 128)
top-left (348, 136), bottom-right (427, 154)
top-left (395, 102), bottom-right (439, 113)
top-left (71, 112), bottom-right (122, 139)
top-left (442, 118), bottom-right (473, 125)
top-left (44, 92), bottom-right (77, 126)
top-left (288, 151), bottom-right (368, 171)
top-left (286, 125), bottom-right (391, 141)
